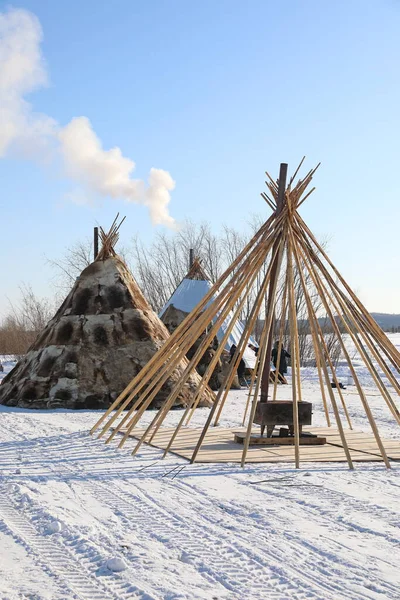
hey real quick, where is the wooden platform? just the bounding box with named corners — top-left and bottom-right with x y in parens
top-left (119, 426), bottom-right (400, 464)
top-left (233, 432), bottom-right (327, 445)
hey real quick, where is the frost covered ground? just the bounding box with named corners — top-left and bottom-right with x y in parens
top-left (0, 336), bottom-right (399, 600)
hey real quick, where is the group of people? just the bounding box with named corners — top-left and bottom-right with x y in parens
top-left (229, 341), bottom-right (290, 386)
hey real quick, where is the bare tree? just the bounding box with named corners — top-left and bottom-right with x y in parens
top-left (46, 238), bottom-right (93, 296)
top-left (130, 220), bottom-right (229, 312)
top-left (0, 285), bottom-right (54, 356)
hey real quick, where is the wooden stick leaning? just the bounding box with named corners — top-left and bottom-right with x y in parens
top-left (189, 234), bottom-right (285, 464)
top-left (241, 234), bottom-right (287, 467)
top-left (288, 156), bottom-right (306, 189)
top-left (130, 235), bottom-right (276, 457)
top-left (298, 217), bottom-right (400, 390)
top-left (261, 192), bottom-right (276, 211)
top-left (90, 214), bottom-right (276, 437)
top-left (290, 231), bottom-right (354, 469)
top-left (289, 246), bottom-right (330, 425)
top-left (295, 235), bottom-right (391, 467)
top-left (351, 333), bottom-right (400, 424)
top-left (162, 241), bottom-right (278, 458)
top-left (272, 270), bottom-right (289, 401)
top-left (185, 238), bottom-right (278, 428)
top-left (117, 220), bottom-right (286, 448)
top-left (186, 225), bottom-right (285, 428)
top-left (242, 351), bottom-right (261, 426)
top-left (296, 214), bottom-right (400, 368)
top-left (241, 255), bottom-right (288, 427)
top-left (212, 230), bottom-right (286, 427)
top-left (349, 310), bottom-right (400, 383)
top-left (240, 261), bottom-right (288, 427)
top-left (354, 325), bottom-right (400, 393)
top-left (296, 187), bottom-right (316, 210)
top-left (294, 218), bottom-right (400, 423)
top-left (292, 282), bottom-right (303, 406)
top-left (295, 216), bottom-right (400, 394)
top-left (114, 240), bottom-right (270, 448)
top-left (297, 229), bottom-right (400, 426)
top-left (286, 231), bottom-right (301, 468)
top-left (286, 226), bottom-right (330, 426)
top-left (290, 230), bottom-right (353, 430)
top-left (331, 290), bottom-right (400, 395)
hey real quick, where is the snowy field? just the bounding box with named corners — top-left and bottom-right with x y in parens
top-left (0, 336), bottom-right (399, 600)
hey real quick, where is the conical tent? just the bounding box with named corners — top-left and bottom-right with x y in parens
top-left (159, 258), bottom-right (257, 369)
top-left (91, 164), bottom-right (400, 469)
top-left (0, 218), bottom-right (214, 410)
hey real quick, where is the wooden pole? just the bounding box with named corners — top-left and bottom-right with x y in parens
top-left (162, 243), bottom-right (277, 457)
top-left (212, 234), bottom-right (285, 427)
top-left (287, 234), bottom-right (301, 468)
top-left (290, 231), bottom-right (354, 469)
top-left (94, 227), bottom-right (99, 260)
top-left (294, 222), bottom-right (400, 426)
top-left (133, 237), bottom-right (274, 455)
top-left (272, 271), bottom-right (289, 400)
top-left (260, 163), bottom-right (288, 402)
top-left (297, 242), bottom-right (391, 468)
top-left (294, 216), bottom-right (400, 421)
top-left (241, 235), bottom-right (287, 466)
top-left (188, 234), bottom-right (285, 464)
top-left (296, 214), bottom-right (400, 368)
top-left (117, 220), bottom-right (285, 447)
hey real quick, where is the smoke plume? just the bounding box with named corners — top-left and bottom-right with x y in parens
top-left (0, 8), bottom-right (176, 227)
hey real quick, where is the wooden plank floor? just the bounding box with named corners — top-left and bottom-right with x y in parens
top-left (119, 426), bottom-right (400, 464)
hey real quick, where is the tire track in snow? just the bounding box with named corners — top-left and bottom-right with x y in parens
top-left (135, 480), bottom-right (375, 600)
top-left (1, 415), bottom-right (398, 600)
top-left (2, 421), bottom-right (392, 600)
top-left (160, 476), bottom-right (399, 600)
top-left (84, 480), bottom-right (294, 600)
top-left (0, 493), bottom-right (110, 600)
top-left (247, 477), bottom-right (400, 546)
top-left (0, 425), bottom-right (155, 600)
top-left (84, 475), bottom-right (344, 600)
top-left (1, 424), bottom-right (229, 600)
top-left (1, 490), bottom-right (153, 600)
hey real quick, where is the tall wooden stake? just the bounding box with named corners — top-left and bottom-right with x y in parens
top-left (260, 163), bottom-right (288, 402)
top-left (94, 227), bottom-right (99, 260)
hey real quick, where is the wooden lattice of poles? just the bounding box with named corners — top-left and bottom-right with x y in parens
top-left (90, 161), bottom-right (400, 469)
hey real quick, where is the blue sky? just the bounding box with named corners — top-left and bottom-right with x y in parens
top-left (1, 0), bottom-right (400, 314)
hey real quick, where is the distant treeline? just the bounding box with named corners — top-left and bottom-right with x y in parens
top-left (370, 313), bottom-right (400, 332)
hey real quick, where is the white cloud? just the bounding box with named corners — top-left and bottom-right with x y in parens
top-left (0, 7), bottom-right (176, 227)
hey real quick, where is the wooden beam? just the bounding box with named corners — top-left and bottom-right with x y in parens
top-left (260, 162), bottom-right (288, 402)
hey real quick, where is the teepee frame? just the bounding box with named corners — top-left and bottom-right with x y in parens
top-left (95, 214), bottom-right (126, 260)
top-left (91, 161), bottom-right (400, 469)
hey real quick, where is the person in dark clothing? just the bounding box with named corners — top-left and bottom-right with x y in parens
top-left (271, 341), bottom-right (290, 375)
top-left (248, 343), bottom-right (259, 356)
top-left (229, 344), bottom-right (246, 383)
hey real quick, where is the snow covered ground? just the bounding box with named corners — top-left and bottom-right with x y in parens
top-left (0, 337), bottom-right (399, 600)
